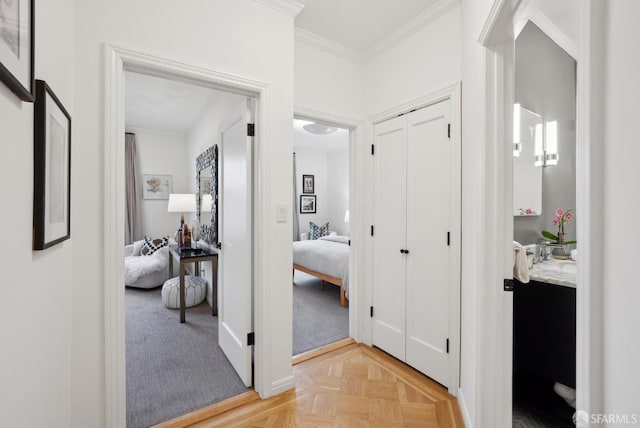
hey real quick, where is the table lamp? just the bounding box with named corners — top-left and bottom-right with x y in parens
top-left (167, 193), bottom-right (196, 249)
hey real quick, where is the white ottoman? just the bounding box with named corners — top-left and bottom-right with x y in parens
top-left (162, 275), bottom-right (207, 309)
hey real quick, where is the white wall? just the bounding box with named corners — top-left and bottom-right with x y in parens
top-left (129, 129), bottom-right (189, 239)
top-left (326, 149), bottom-right (350, 236)
top-left (294, 40), bottom-right (364, 119)
top-left (602, 0), bottom-right (640, 418)
top-left (459, 0), bottom-right (496, 426)
top-left (186, 92), bottom-right (245, 308)
top-left (72, 1), bottom-right (297, 425)
top-left (0, 0), bottom-right (74, 427)
top-left (364, 5), bottom-right (461, 116)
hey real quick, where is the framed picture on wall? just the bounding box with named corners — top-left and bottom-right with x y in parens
top-left (302, 174), bottom-right (314, 193)
top-left (33, 80), bottom-right (71, 250)
top-left (0, 0), bottom-right (34, 101)
top-left (300, 195), bottom-right (316, 214)
top-left (143, 174), bottom-right (172, 199)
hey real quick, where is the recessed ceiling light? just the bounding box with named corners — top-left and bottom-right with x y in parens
top-left (303, 122), bottom-right (338, 135)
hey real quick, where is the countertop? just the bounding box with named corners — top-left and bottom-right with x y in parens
top-left (529, 257), bottom-right (577, 288)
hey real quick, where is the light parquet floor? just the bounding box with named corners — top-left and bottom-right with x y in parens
top-left (188, 343), bottom-right (464, 428)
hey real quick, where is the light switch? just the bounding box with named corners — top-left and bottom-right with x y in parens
top-left (276, 204), bottom-right (288, 223)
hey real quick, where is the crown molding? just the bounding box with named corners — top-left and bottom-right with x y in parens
top-left (366, 0), bottom-right (460, 60)
top-left (254, 0), bottom-right (304, 18)
top-left (295, 28), bottom-right (366, 63)
top-left (528, 8), bottom-right (579, 60)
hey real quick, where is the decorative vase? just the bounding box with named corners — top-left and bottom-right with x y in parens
top-left (556, 232), bottom-right (565, 245)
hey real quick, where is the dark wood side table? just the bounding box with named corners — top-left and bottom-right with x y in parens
top-left (168, 246), bottom-right (218, 323)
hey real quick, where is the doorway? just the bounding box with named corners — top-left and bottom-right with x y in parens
top-left (105, 46), bottom-right (266, 427)
top-left (292, 117), bottom-right (352, 357)
top-left (478, 1), bottom-right (600, 426)
top-left (512, 21), bottom-right (577, 427)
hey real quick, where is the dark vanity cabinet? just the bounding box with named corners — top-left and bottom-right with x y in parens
top-left (514, 280), bottom-right (576, 388)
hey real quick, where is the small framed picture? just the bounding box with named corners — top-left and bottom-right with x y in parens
top-left (300, 195), bottom-right (316, 214)
top-left (143, 174), bottom-right (172, 199)
top-left (302, 174), bottom-right (314, 194)
top-left (33, 80), bottom-right (71, 250)
top-left (0, 0), bottom-right (34, 101)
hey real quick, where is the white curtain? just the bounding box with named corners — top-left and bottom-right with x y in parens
top-left (293, 153), bottom-right (300, 241)
top-left (125, 133), bottom-right (141, 244)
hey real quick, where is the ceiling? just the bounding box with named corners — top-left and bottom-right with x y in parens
top-left (295, 0), bottom-right (441, 53)
top-left (125, 72), bottom-right (242, 134)
top-left (293, 119), bottom-right (349, 153)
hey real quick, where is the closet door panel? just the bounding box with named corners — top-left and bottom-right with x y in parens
top-left (372, 115), bottom-right (407, 361)
top-left (405, 101), bottom-right (451, 387)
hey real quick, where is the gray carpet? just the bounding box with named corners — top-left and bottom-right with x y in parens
top-left (293, 271), bottom-right (349, 355)
top-left (125, 287), bottom-right (248, 428)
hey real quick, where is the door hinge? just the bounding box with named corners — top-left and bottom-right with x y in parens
top-left (370, 306), bottom-right (374, 317)
top-left (247, 332), bottom-right (255, 346)
top-left (247, 123), bottom-right (255, 137)
top-left (504, 278), bottom-right (515, 292)
top-left (371, 144), bottom-right (375, 155)
top-left (216, 242), bottom-right (222, 249)
top-left (447, 232), bottom-right (450, 246)
top-left (348, 239), bottom-right (351, 246)
top-left (446, 338), bottom-right (450, 353)
top-left (447, 123), bottom-right (451, 139)
top-left (370, 225), bottom-right (374, 236)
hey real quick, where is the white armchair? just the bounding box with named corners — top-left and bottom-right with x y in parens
top-left (124, 238), bottom-right (175, 288)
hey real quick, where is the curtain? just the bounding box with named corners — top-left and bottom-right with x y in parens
top-left (293, 153), bottom-right (300, 241)
top-left (125, 133), bottom-right (142, 244)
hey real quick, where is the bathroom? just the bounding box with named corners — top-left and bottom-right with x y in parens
top-left (512, 21), bottom-right (577, 427)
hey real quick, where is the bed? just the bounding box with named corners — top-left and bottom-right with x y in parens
top-left (292, 235), bottom-right (350, 307)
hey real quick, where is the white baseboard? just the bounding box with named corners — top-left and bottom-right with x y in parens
top-left (271, 375), bottom-right (295, 396)
top-left (457, 388), bottom-right (473, 428)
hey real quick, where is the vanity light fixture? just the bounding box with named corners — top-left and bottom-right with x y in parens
top-left (534, 121), bottom-right (559, 167)
top-left (513, 104), bottom-right (522, 157)
top-left (544, 120), bottom-right (559, 166)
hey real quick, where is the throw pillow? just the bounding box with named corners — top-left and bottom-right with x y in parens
top-left (309, 222), bottom-right (330, 240)
top-left (140, 236), bottom-right (169, 256)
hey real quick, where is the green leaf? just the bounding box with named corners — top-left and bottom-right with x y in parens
top-left (565, 240), bottom-right (577, 245)
top-left (542, 230), bottom-right (558, 240)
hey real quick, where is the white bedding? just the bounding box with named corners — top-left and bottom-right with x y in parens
top-left (292, 235), bottom-right (350, 296)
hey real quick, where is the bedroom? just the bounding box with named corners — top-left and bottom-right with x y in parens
top-left (123, 71), bottom-right (253, 427)
top-left (292, 118), bottom-right (351, 356)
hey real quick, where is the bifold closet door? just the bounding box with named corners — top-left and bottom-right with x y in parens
top-left (372, 115), bottom-right (408, 361)
top-left (372, 99), bottom-right (452, 388)
top-left (405, 101), bottom-right (451, 387)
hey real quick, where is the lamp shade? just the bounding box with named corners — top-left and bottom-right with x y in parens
top-left (167, 194), bottom-right (196, 213)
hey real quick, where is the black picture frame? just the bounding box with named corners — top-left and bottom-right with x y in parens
top-left (300, 195), bottom-right (316, 214)
top-left (302, 174), bottom-right (314, 194)
top-left (0, 0), bottom-right (34, 101)
top-left (33, 80), bottom-right (71, 250)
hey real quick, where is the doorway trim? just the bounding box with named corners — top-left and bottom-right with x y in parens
top-left (104, 44), bottom-right (269, 427)
top-left (293, 106), bottom-right (364, 344)
top-left (477, 1), bottom-right (603, 426)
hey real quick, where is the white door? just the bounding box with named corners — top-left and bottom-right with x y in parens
top-left (372, 115), bottom-right (408, 361)
top-left (372, 100), bottom-right (453, 387)
top-left (405, 101), bottom-right (451, 387)
top-left (219, 98), bottom-right (253, 387)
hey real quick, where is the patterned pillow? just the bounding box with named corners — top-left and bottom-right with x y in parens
top-left (140, 236), bottom-right (169, 256)
top-left (309, 222), bottom-right (330, 240)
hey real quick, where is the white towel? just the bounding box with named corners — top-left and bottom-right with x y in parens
top-left (513, 241), bottom-right (529, 283)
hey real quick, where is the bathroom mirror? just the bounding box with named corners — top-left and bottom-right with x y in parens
top-left (513, 104), bottom-right (543, 216)
top-left (196, 145), bottom-right (218, 245)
